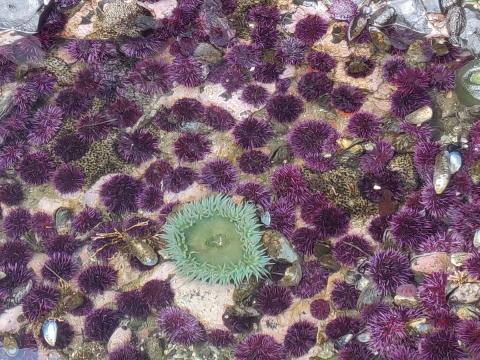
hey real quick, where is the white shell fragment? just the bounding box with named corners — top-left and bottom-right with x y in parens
top-left (448, 151), bottom-right (462, 174)
top-left (260, 211), bottom-right (271, 226)
top-left (433, 150), bottom-right (451, 194)
top-left (474, 229), bottom-right (480, 248)
top-left (42, 319), bottom-right (58, 347)
top-left (404, 105), bottom-right (433, 125)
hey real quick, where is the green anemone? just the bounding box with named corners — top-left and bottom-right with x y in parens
top-left (163, 194), bottom-right (270, 285)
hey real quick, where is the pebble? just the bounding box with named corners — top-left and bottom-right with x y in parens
top-left (0, 305), bottom-right (23, 333)
top-left (474, 229), bottom-right (480, 248)
top-left (450, 252), bottom-right (471, 267)
top-left (107, 326), bottom-right (132, 353)
top-left (411, 252), bottom-right (449, 274)
top-left (450, 283), bottom-right (480, 304)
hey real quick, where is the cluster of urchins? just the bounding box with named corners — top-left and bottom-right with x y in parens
top-left (1, 0), bottom-right (480, 358)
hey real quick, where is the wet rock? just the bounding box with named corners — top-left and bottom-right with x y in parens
top-left (107, 326), bottom-right (132, 353)
top-left (233, 278), bottom-right (259, 305)
top-left (394, 284), bottom-right (418, 307)
top-left (194, 43), bottom-right (223, 65)
top-left (278, 262), bottom-right (302, 287)
top-left (172, 273), bottom-right (235, 329)
top-left (317, 341), bottom-right (335, 359)
top-left (454, 304), bottom-right (480, 320)
top-left (411, 252), bottom-right (449, 274)
top-left (357, 282), bottom-right (382, 309)
top-left (451, 252), bottom-right (470, 267)
top-left (0, 0), bottom-right (53, 34)
top-left (144, 336), bottom-right (164, 360)
top-left (0, 305), bottom-right (23, 333)
top-left (70, 341), bottom-right (107, 360)
top-left (449, 282), bottom-right (480, 304)
top-left (261, 230), bottom-right (299, 263)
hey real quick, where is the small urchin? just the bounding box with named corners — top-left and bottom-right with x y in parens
top-left (163, 194), bottom-right (269, 285)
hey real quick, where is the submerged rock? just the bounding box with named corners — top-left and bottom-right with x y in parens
top-left (0, 0), bottom-right (53, 33)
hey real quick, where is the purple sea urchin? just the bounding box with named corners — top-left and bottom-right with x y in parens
top-left (271, 164), bottom-right (310, 204)
top-left (108, 345), bottom-right (143, 360)
top-left (418, 272), bottom-right (449, 313)
top-left (332, 234), bottom-right (372, 266)
top-left (390, 89), bottom-right (431, 118)
top-left (255, 284), bottom-right (292, 315)
top-left (307, 51), bottom-right (336, 72)
top-left (347, 112), bottom-right (381, 140)
top-left (233, 117), bottom-right (273, 149)
top-left (53, 134), bottom-right (89, 163)
top-left (290, 227), bottom-right (320, 255)
top-left (297, 72), bottom-right (333, 101)
top-left (288, 120), bottom-right (338, 160)
top-left (100, 174), bottom-right (143, 214)
top-left (169, 56), bottom-right (204, 87)
top-left (234, 334), bottom-right (285, 360)
top-left (42, 253), bottom-right (79, 283)
top-left (157, 306), bottom-right (205, 345)
top-left (22, 285), bottom-right (60, 321)
top-left (312, 206), bottom-right (350, 238)
top-left (457, 320), bottom-right (480, 355)
top-left (203, 105), bottom-right (236, 131)
top-left (128, 59), bottom-right (171, 94)
top-left (174, 133), bottom-right (211, 162)
top-left (17, 151), bottom-right (55, 185)
top-left (235, 182), bottom-right (272, 209)
top-left (144, 160), bottom-right (173, 186)
top-left (117, 289), bottom-right (150, 317)
top-left (382, 56), bottom-right (408, 82)
top-left (141, 279), bottom-right (174, 309)
top-left (65, 39), bottom-right (116, 64)
top-left (52, 164), bottom-right (84, 194)
top-left (293, 261), bottom-right (329, 299)
top-left (284, 321), bottom-right (317, 357)
top-left (138, 185), bottom-right (164, 212)
top-left (266, 94), bottom-right (304, 123)
top-left (390, 207), bottom-right (435, 250)
top-left (392, 67), bottom-right (430, 92)
top-left (75, 112), bottom-right (111, 143)
top-left (106, 97), bottom-right (142, 128)
top-left (419, 330), bottom-right (465, 360)
top-left (223, 310), bottom-right (256, 333)
top-left (164, 166), bottom-right (197, 193)
top-left (28, 105), bottom-right (64, 145)
top-left (0, 182), bottom-right (23, 206)
top-left (294, 15), bottom-right (327, 44)
top-left (275, 36), bottom-right (306, 65)
top-left (310, 299), bottom-right (330, 320)
top-left (331, 85), bottom-right (365, 113)
top-left (207, 329), bottom-right (235, 347)
top-left (338, 343), bottom-right (374, 360)
top-left (226, 44), bottom-right (261, 68)
top-left (427, 63), bottom-right (455, 91)
top-left (237, 150), bottom-right (269, 175)
top-left (325, 315), bottom-right (361, 340)
top-left (3, 207), bottom-right (31, 239)
top-left (77, 264), bottom-right (118, 294)
top-left (72, 207), bottom-right (102, 234)
top-left (368, 249), bottom-right (412, 295)
top-left (115, 130), bottom-right (157, 165)
top-left (43, 234), bottom-right (79, 255)
top-left (199, 159), bottom-right (238, 192)
top-left (84, 308), bottom-right (122, 342)
top-left (331, 281), bottom-right (359, 309)
top-left (241, 84), bottom-right (269, 106)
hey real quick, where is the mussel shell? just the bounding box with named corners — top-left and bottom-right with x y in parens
top-left (63, 292), bottom-right (85, 311)
top-left (474, 229), bottom-right (480, 249)
top-left (347, 15), bottom-right (368, 41)
top-left (448, 150), bottom-right (462, 174)
top-left (54, 207), bottom-right (73, 234)
top-left (129, 241), bottom-right (158, 267)
top-left (433, 150), bottom-right (451, 194)
top-left (404, 105), bottom-right (432, 125)
top-left (42, 319), bottom-right (58, 347)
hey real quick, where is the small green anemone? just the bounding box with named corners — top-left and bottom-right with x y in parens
top-left (163, 194), bottom-right (270, 285)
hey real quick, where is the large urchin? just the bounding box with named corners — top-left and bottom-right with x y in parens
top-left (163, 194), bottom-right (270, 285)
